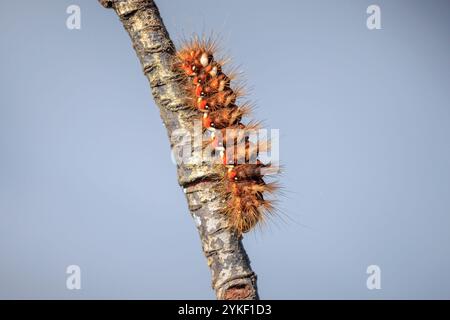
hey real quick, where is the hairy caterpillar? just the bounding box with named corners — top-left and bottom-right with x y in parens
top-left (175, 37), bottom-right (279, 234)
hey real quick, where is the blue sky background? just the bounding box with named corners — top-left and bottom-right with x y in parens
top-left (0, 0), bottom-right (449, 299)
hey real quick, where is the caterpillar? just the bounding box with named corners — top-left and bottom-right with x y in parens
top-left (175, 37), bottom-right (279, 234)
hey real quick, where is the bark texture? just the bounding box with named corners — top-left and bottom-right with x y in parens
top-left (98, 0), bottom-right (258, 300)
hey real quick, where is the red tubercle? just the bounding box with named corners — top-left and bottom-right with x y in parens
top-left (204, 64), bottom-right (212, 73)
top-left (197, 98), bottom-right (208, 111)
top-left (193, 73), bottom-right (208, 85)
top-left (181, 65), bottom-right (194, 76)
top-left (193, 76), bottom-right (201, 85)
top-left (227, 168), bottom-right (237, 181)
top-left (202, 113), bottom-right (212, 128)
top-left (195, 85), bottom-right (203, 97)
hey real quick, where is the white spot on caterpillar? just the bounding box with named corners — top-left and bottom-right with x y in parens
top-left (200, 53), bottom-right (209, 67)
top-left (209, 66), bottom-right (217, 77)
top-left (183, 188), bottom-right (187, 194)
top-left (219, 80), bottom-right (226, 92)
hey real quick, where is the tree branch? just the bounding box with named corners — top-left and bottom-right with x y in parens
top-left (98, 0), bottom-right (258, 300)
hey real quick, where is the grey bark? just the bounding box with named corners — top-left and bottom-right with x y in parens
top-left (98, 0), bottom-right (258, 300)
